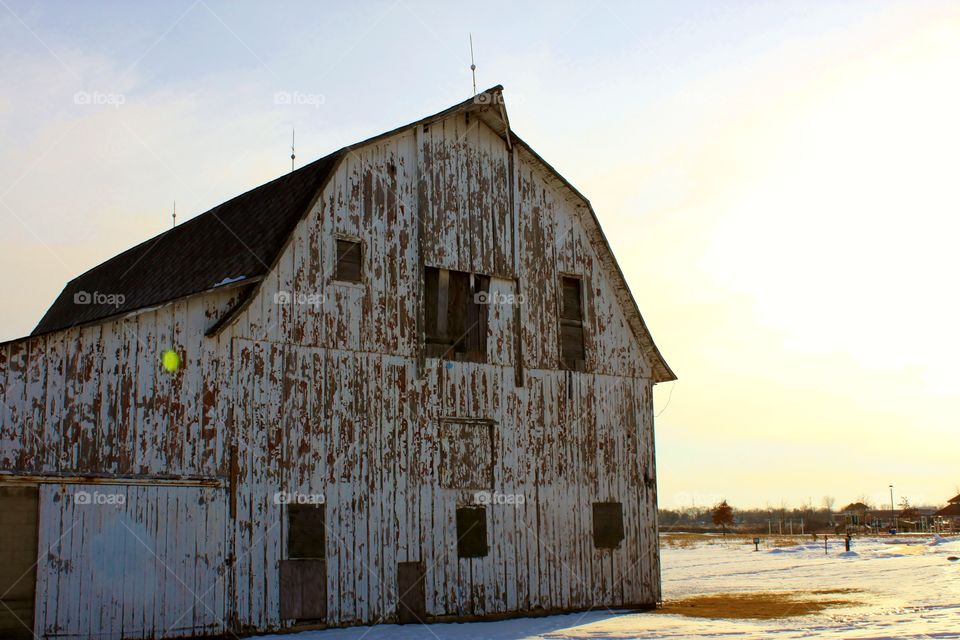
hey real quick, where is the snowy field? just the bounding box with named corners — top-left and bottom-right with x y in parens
top-left (254, 535), bottom-right (960, 639)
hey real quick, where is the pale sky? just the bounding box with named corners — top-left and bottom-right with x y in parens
top-left (1, 1), bottom-right (957, 509)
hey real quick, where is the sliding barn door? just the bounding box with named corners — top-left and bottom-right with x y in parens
top-left (0, 486), bottom-right (38, 639)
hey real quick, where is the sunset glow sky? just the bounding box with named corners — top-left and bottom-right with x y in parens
top-left (1, 1), bottom-right (957, 509)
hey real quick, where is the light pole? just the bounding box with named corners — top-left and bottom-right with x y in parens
top-left (889, 485), bottom-right (895, 534)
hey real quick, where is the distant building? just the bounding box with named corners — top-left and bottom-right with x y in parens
top-left (897, 506), bottom-right (937, 533)
top-left (840, 502), bottom-right (870, 532)
top-left (934, 493), bottom-right (960, 532)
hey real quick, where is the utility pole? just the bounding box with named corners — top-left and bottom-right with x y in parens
top-left (889, 484), bottom-right (896, 534)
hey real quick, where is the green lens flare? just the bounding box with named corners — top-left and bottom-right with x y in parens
top-left (161, 349), bottom-right (181, 373)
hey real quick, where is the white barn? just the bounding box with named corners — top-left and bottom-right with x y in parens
top-left (0, 86), bottom-right (675, 639)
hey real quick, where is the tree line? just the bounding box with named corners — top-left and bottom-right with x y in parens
top-left (658, 496), bottom-right (908, 534)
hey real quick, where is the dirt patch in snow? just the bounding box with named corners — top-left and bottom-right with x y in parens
top-left (660, 533), bottom-right (828, 549)
top-left (655, 589), bottom-right (860, 619)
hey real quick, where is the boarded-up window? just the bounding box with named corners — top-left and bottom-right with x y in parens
top-left (334, 238), bottom-right (362, 282)
top-left (439, 420), bottom-right (494, 490)
top-left (279, 559), bottom-right (327, 620)
top-left (593, 502), bottom-right (624, 549)
top-left (425, 267), bottom-right (490, 362)
top-left (456, 506), bottom-right (488, 558)
top-left (288, 504), bottom-right (325, 559)
top-left (559, 276), bottom-right (586, 370)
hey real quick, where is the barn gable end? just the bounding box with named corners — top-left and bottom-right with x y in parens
top-left (225, 90), bottom-right (671, 381)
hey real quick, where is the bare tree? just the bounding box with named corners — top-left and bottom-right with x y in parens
top-left (821, 496), bottom-right (836, 513)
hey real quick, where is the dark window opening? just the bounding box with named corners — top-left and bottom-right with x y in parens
top-left (559, 276), bottom-right (586, 370)
top-left (288, 504), bottom-right (325, 559)
top-left (334, 238), bottom-right (362, 282)
top-left (425, 267), bottom-right (489, 362)
top-left (593, 501), bottom-right (624, 549)
top-left (456, 506), bottom-right (488, 558)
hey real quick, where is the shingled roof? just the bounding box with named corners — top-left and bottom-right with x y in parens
top-left (32, 152), bottom-right (340, 336)
top-left (935, 503), bottom-right (960, 517)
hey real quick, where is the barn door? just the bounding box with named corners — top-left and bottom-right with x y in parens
top-left (279, 560), bottom-right (326, 621)
top-left (0, 486), bottom-right (38, 639)
top-left (279, 504), bottom-right (327, 622)
top-left (396, 561), bottom-right (426, 624)
top-left (36, 484), bottom-right (228, 639)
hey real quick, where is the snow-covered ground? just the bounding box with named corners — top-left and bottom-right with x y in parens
top-left (254, 535), bottom-right (960, 639)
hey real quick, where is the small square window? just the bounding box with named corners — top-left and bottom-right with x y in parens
top-left (456, 506), bottom-right (488, 558)
top-left (288, 504), bottom-right (325, 559)
top-left (334, 238), bottom-right (362, 282)
top-left (593, 502), bottom-right (624, 549)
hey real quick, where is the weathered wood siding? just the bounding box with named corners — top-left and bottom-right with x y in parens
top-left (0, 289), bottom-right (240, 478)
top-left (0, 292), bottom-right (238, 639)
top-left (230, 342), bottom-right (657, 627)
top-left (0, 107), bottom-right (663, 638)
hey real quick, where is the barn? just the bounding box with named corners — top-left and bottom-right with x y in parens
top-left (0, 86), bottom-right (675, 639)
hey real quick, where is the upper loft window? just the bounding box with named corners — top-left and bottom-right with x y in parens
top-left (334, 238), bottom-right (362, 282)
top-left (559, 275), bottom-right (586, 370)
top-left (425, 267), bottom-right (489, 362)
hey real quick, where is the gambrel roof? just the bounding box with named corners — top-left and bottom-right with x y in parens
top-left (32, 153), bottom-right (340, 336)
top-left (29, 87), bottom-right (675, 382)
